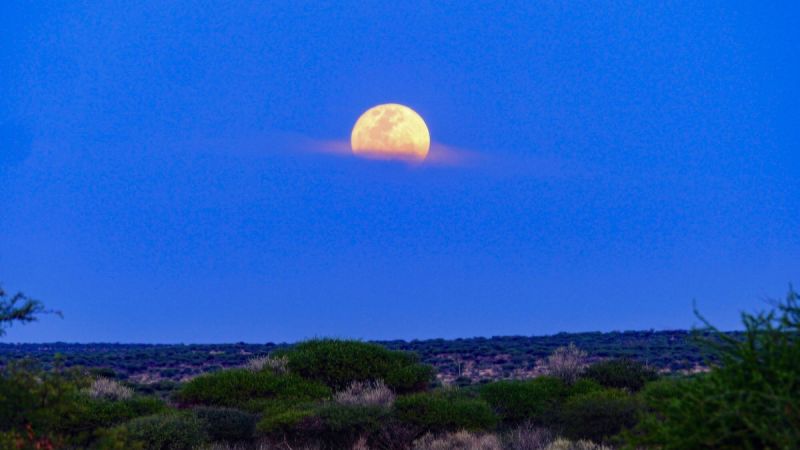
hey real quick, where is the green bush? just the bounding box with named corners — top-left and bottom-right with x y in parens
top-left (303, 404), bottom-right (390, 448)
top-left (627, 288), bottom-right (800, 449)
top-left (394, 391), bottom-right (497, 434)
top-left (0, 361), bottom-right (87, 435)
top-left (193, 407), bottom-right (256, 443)
top-left (479, 376), bottom-right (566, 425)
top-left (256, 406), bottom-right (314, 436)
top-left (118, 413), bottom-right (208, 450)
top-left (568, 379), bottom-right (605, 397)
top-left (582, 359), bottom-right (658, 392)
top-left (560, 389), bottom-right (640, 442)
top-left (277, 339), bottom-right (433, 392)
top-left (385, 364), bottom-right (437, 394)
top-left (58, 396), bottom-right (166, 443)
top-left (174, 368), bottom-right (329, 412)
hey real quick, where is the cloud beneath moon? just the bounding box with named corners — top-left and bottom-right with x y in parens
top-left (297, 136), bottom-right (481, 168)
top-left (176, 130), bottom-right (590, 179)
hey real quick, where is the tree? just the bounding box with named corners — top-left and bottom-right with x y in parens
top-left (627, 287), bottom-right (800, 449)
top-left (0, 286), bottom-right (60, 337)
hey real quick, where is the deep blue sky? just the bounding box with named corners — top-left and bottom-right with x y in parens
top-left (1, 2), bottom-right (798, 343)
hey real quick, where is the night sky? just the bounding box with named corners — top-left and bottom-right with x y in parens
top-left (1, 2), bottom-right (798, 343)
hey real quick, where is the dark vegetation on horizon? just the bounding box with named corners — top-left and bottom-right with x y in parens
top-left (0, 330), bottom-right (722, 388)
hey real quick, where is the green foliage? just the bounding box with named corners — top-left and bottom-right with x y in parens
top-left (628, 288), bottom-right (800, 449)
top-left (174, 368), bottom-right (329, 412)
top-left (0, 287), bottom-right (60, 337)
top-left (0, 361), bottom-right (87, 434)
top-left (560, 389), bottom-right (640, 442)
top-left (568, 379), bottom-right (605, 397)
top-left (303, 404), bottom-right (390, 449)
top-left (117, 413), bottom-right (209, 450)
top-left (582, 358), bottom-right (658, 392)
top-left (193, 407), bottom-right (256, 443)
top-left (394, 390), bottom-right (498, 434)
top-left (479, 376), bottom-right (566, 425)
top-left (0, 355), bottom-right (167, 447)
top-left (58, 395), bottom-right (166, 443)
top-left (256, 406), bottom-right (314, 435)
top-left (278, 339), bottom-right (433, 392)
top-left (385, 364), bottom-right (437, 394)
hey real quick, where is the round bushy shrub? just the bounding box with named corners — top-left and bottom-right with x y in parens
top-left (582, 359), bottom-right (658, 392)
top-left (560, 389), bottom-right (640, 442)
top-left (174, 369), bottom-right (330, 412)
top-left (479, 376), bottom-right (566, 425)
top-left (394, 391), bottom-right (498, 434)
top-left (277, 339), bottom-right (433, 392)
top-left (120, 413), bottom-right (209, 450)
top-left (193, 406), bottom-right (256, 443)
top-left (385, 364), bottom-right (437, 394)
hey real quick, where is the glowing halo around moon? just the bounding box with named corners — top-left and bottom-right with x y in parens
top-left (350, 103), bottom-right (430, 162)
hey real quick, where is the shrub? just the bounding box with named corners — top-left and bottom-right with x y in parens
top-left (545, 344), bottom-right (587, 385)
top-left (120, 413), bottom-right (209, 450)
top-left (194, 407), bottom-right (256, 443)
top-left (385, 364), bottom-right (437, 394)
top-left (299, 404), bottom-right (390, 448)
top-left (0, 361), bottom-right (87, 435)
top-left (174, 369), bottom-right (329, 412)
top-left (412, 430), bottom-right (503, 450)
top-left (394, 391), bottom-right (498, 434)
top-left (582, 359), bottom-right (658, 392)
top-left (627, 288), bottom-right (800, 449)
top-left (479, 377), bottom-right (565, 425)
top-left (334, 379), bottom-right (395, 407)
top-left (59, 395), bottom-right (166, 440)
top-left (560, 389), bottom-right (639, 442)
top-left (277, 339), bottom-right (433, 392)
top-left (86, 377), bottom-right (134, 400)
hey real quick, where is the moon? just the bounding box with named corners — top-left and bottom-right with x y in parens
top-left (351, 103), bottom-right (430, 161)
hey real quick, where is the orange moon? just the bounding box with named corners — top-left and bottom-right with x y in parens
top-left (350, 104), bottom-right (430, 161)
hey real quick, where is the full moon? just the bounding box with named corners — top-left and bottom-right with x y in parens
top-left (350, 103), bottom-right (430, 161)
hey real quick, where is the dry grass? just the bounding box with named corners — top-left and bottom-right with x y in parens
top-left (333, 379), bottom-right (395, 407)
top-left (412, 430), bottom-right (503, 450)
top-left (85, 377), bottom-right (133, 400)
top-left (545, 343), bottom-right (588, 384)
top-left (245, 355), bottom-right (289, 375)
top-left (199, 441), bottom-right (320, 450)
top-left (543, 438), bottom-right (612, 450)
top-left (504, 423), bottom-right (555, 450)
